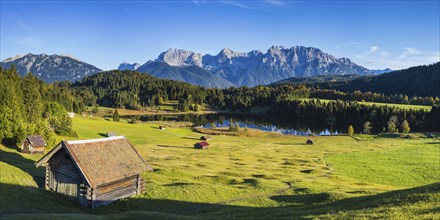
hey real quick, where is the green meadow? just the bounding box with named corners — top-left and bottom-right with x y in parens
top-left (308, 99), bottom-right (432, 111)
top-left (1, 116), bottom-right (439, 219)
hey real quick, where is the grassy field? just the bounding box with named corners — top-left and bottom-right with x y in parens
top-left (308, 99), bottom-right (432, 111)
top-left (1, 116), bottom-right (439, 219)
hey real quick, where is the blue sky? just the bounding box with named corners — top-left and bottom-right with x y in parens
top-left (1, 0), bottom-right (439, 70)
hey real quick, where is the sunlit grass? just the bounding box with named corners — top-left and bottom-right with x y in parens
top-left (1, 116), bottom-right (438, 219)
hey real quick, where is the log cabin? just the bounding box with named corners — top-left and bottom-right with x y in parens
top-left (194, 141), bottom-right (209, 149)
top-left (35, 136), bottom-right (153, 208)
top-left (21, 135), bottom-right (46, 154)
top-left (200, 135), bottom-right (212, 141)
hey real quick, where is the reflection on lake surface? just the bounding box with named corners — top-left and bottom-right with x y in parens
top-left (201, 119), bottom-right (339, 136)
top-left (125, 114), bottom-right (347, 136)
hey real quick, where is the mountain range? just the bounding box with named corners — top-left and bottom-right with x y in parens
top-left (1, 46), bottom-right (392, 87)
top-left (122, 46), bottom-right (390, 87)
top-left (0, 53), bottom-right (102, 83)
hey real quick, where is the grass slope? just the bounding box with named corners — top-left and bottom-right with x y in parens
top-left (1, 116), bottom-right (439, 219)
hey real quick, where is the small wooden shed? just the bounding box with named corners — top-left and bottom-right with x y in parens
top-left (200, 135), bottom-right (212, 141)
top-left (21, 135), bottom-right (46, 154)
top-left (194, 142), bottom-right (209, 149)
top-left (35, 136), bottom-right (153, 208)
top-left (306, 139), bottom-right (314, 145)
top-left (106, 132), bottom-right (117, 137)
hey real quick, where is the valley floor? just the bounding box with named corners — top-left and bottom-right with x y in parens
top-left (1, 116), bottom-right (439, 219)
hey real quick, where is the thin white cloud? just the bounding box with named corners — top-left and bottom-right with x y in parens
top-left (396, 47), bottom-right (421, 60)
top-left (192, 0), bottom-right (206, 5)
top-left (362, 48), bottom-right (438, 70)
top-left (265, 0), bottom-right (284, 6)
top-left (356, 46), bottom-right (379, 58)
top-left (367, 46), bottom-right (379, 54)
top-left (217, 0), bottom-right (254, 9)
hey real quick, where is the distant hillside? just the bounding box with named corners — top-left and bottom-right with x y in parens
top-left (0, 53), bottom-right (102, 83)
top-left (136, 61), bottom-right (235, 88)
top-left (72, 70), bottom-right (207, 109)
top-left (275, 63), bottom-right (440, 97)
top-left (271, 74), bottom-right (363, 85)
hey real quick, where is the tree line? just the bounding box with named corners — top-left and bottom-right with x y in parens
top-left (1, 66), bottom-right (439, 146)
top-left (0, 67), bottom-right (77, 146)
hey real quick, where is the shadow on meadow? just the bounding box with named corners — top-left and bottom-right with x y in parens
top-left (0, 181), bottom-right (439, 219)
top-left (1, 138), bottom-right (20, 152)
top-left (1, 143), bottom-right (439, 219)
top-left (181, 137), bottom-right (201, 140)
top-left (156, 144), bottom-right (191, 149)
top-left (0, 148), bottom-right (45, 188)
top-left (93, 182), bottom-right (440, 219)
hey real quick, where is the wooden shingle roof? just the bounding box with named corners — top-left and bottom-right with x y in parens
top-left (196, 142), bottom-right (209, 147)
top-left (36, 136), bottom-right (152, 187)
top-left (200, 135), bottom-right (212, 140)
top-left (25, 135), bottom-right (46, 147)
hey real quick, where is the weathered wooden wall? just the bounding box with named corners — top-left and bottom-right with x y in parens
top-left (21, 140), bottom-right (44, 154)
top-left (92, 175), bottom-right (140, 207)
top-left (48, 148), bottom-right (88, 206)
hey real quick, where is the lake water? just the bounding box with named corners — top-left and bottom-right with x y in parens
top-left (128, 114), bottom-right (348, 136)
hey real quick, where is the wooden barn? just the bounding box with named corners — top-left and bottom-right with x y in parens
top-left (21, 135), bottom-right (46, 154)
top-left (106, 132), bottom-right (117, 137)
top-left (200, 135), bottom-right (212, 141)
top-left (194, 141), bottom-right (209, 149)
top-left (35, 136), bottom-right (153, 208)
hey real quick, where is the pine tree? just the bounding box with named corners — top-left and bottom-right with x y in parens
top-left (113, 109), bottom-right (120, 122)
top-left (400, 119), bottom-right (410, 133)
top-left (234, 122), bottom-right (240, 132)
top-left (387, 121), bottom-right (397, 133)
top-left (347, 125), bottom-right (354, 136)
top-left (363, 121), bottom-right (372, 134)
top-left (157, 97), bottom-right (164, 105)
top-left (229, 119), bottom-right (234, 132)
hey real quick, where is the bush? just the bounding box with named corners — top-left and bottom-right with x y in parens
top-left (129, 118), bottom-right (137, 124)
top-left (347, 125), bottom-right (354, 136)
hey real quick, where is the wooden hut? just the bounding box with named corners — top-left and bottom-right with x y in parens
top-left (306, 139), bottom-right (314, 145)
top-left (200, 135), bottom-right (212, 141)
top-left (35, 136), bottom-right (153, 208)
top-left (21, 135), bottom-right (46, 154)
top-left (106, 132), bottom-right (117, 137)
top-left (194, 141), bottom-right (209, 149)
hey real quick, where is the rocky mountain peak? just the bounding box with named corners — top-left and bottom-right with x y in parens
top-left (118, 62), bottom-right (141, 71)
top-left (0, 53), bottom-right (102, 83)
top-left (157, 48), bottom-right (202, 67)
top-left (1, 54), bottom-right (23, 62)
